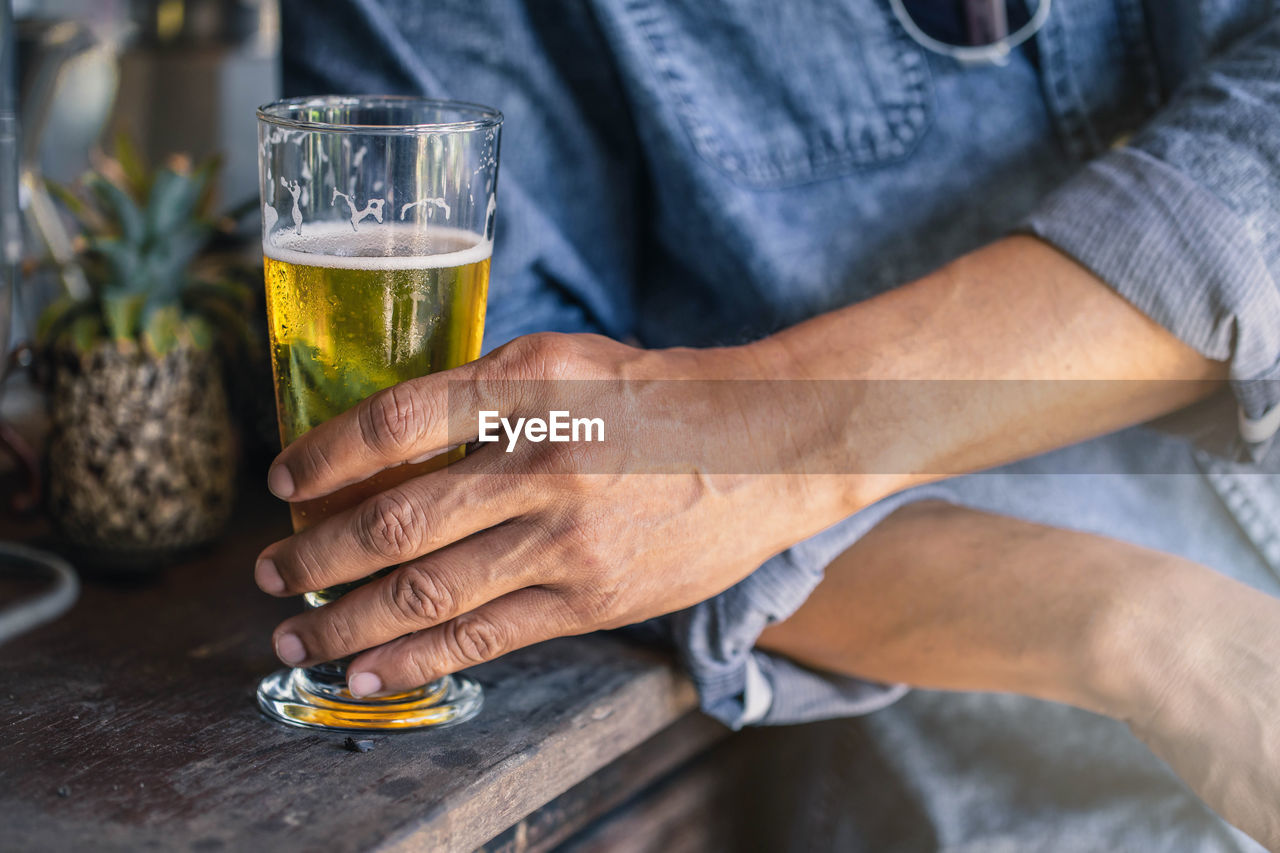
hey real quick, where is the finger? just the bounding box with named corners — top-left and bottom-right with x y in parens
top-left (256, 450), bottom-right (532, 596)
top-left (270, 522), bottom-right (546, 667)
top-left (344, 587), bottom-right (581, 696)
top-left (268, 361), bottom-right (492, 502)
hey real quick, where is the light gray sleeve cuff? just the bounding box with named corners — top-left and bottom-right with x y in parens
top-left (1022, 147), bottom-right (1280, 456)
top-left (665, 485), bottom-right (955, 730)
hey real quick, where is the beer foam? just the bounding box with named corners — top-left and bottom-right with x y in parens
top-left (264, 223), bottom-right (491, 270)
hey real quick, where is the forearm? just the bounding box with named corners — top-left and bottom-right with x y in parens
top-left (758, 500), bottom-right (1280, 849)
top-left (756, 500), bottom-right (1197, 720)
top-left (754, 236), bottom-right (1227, 507)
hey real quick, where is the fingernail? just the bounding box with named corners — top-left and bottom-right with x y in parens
top-left (348, 671), bottom-right (382, 698)
top-left (255, 558), bottom-right (285, 594)
top-left (276, 633), bottom-right (306, 666)
top-left (267, 465), bottom-right (295, 499)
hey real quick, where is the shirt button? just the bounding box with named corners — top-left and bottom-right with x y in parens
top-left (1239, 403), bottom-right (1280, 444)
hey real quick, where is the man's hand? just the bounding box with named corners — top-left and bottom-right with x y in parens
top-left (254, 332), bottom-right (857, 696)
top-left (255, 236), bottom-right (1226, 697)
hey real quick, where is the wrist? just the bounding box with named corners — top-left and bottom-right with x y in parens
top-left (1078, 552), bottom-right (1206, 724)
top-left (637, 337), bottom-right (918, 518)
top-left (742, 333), bottom-right (924, 511)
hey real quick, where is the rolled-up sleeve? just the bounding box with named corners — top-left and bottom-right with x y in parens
top-left (1022, 15), bottom-right (1280, 455)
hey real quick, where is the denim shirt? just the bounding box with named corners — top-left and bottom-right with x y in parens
top-left (282, 0), bottom-right (1280, 729)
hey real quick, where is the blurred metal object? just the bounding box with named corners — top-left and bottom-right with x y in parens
top-left (18, 20), bottom-right (98, 168)
top-left (113, 0), bottom-right (278, 213)
top-left (0, 540), bottom-right (79, 645)
top-left (16, 16), bottom-right (113, 302)
top-left (18, 16), bottom-right (120, 186)
top-left (1, 344), bottom-right (39, 512)
top-left (1, 0), bottom-right (18, 363)
top-left (0, 0), bottom-right (79, 643)
top-left (1, 0), bottom-right (40, 511)
top-left (133, 0), bottom-right (275, 49)
top-left (1, 11), bottom-right (114, 512)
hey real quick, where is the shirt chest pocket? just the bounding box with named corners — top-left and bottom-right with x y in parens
top-left (617, 0), bottom-right (934, 188)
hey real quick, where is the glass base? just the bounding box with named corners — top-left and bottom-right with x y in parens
top-left (256, 661), bottom-right (483, 732)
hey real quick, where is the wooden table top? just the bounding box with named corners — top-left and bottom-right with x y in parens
top-left (0, 487), bottom-right (702, 852)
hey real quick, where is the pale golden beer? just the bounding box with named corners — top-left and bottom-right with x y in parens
top-left (263, 225), bottom-right (489, 602)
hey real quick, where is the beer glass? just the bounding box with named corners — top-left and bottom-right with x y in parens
top-left (255, 96), bottom-right (501, 731)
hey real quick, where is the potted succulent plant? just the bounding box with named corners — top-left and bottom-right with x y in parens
top-left (37, 140), bottom-right (252, 571)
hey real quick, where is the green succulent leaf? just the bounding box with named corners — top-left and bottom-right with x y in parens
top-left (37, 294), bottom-right (95, 346)
top-left (37, 294), bottom-right (81, 342)
top-left (89, 238), bottom-right (146, 295)
top-left (192, 153), bottom-right (224, 219)
top-left (184, 278), bottom-right (253, 312)
top-left (146, 169), bottom-right (206, 239)
top-left (184, 292), bottom-right (258, 358)
top-left (87, 175), bottom-right (145, 245)
top-left (142, 224), bottom-right (214, 312)
top-left (65, 313), bottom-right (104, 355)
top-left (114, 133), bottom-right (151, 200)
top-left (161, 221), bottom-right (213, 275)
top-left (220, 194), bottom-right (260, 228)
top-left (183, 314), bottom-right (215, 351)
top-left (103, 291), bottom-right (146, 342)
top-left (43, 142), bottom-right (239, 352)
top-left (142, 303), bottom-right (182, 356)
top-left (44, 179), bottom-right (103, 233)
top-left (44, 178), bottom-right (87, 218)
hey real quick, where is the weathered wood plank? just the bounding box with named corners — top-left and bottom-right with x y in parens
top-left (556, 733), bottom-right (754, 853)
top-left (0, 487), bottom-right (700, 852)
top-left (476, 712), bottom-right (728, 853)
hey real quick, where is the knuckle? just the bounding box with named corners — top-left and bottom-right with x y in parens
top-left (560, 512), bottom-right (611, 569)
top-left (552, 440), bottom-right (619, 490)
top-left (573, 584), bottom-right (625, 624)
top-left (551, 515), bottom-right (631, 625)
top-left (358, 382), bottom-right (430, 456)
top-left (388, 565), bottom-right (455, 625)
top-left (471, 360), bottom-right (515, 413)
top-left (358, 492), bottom-right (424, 561)
top-left (445, 614), bottom-right (506, 666)
top-left (478, 333), bottom-right (609, 416)
top-left (502, 332), bottom-right (577, 380)
top-left (524, 443), bottom-right (569, 477)
top-left (555, 439), bottom-right (595, 474)
top-left (550, 442), bottom-right (603, 484)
